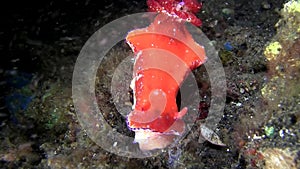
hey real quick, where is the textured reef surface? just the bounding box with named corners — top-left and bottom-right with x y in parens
top-left (0, 0), bottom-right (299, 168)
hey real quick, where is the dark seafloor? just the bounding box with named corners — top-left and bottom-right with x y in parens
top-left (0, 0), bottom-right (299, 168)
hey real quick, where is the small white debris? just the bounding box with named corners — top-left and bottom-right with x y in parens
top-left (252, 134), bottom-right (262, 140)
top-left (279, 129), bottom-right (285, 138)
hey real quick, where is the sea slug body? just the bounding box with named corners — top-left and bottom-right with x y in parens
top-left (126, 0), bottom-right (206, 150)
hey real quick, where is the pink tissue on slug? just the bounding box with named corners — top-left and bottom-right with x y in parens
top-left (147, 0), bottom-right (203, 26)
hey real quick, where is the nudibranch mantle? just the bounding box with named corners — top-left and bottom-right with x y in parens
top-left (126, 4), bottom-right (206, 151)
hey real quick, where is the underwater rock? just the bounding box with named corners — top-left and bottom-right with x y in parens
top-left (260, 1), bottom-right (300, 168)
top-left (261, 148), bottom-right (297, 169)
top-left (262, 0), bottom-right (300, 109)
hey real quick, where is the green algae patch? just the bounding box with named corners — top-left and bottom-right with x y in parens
top-left (25, 81), bottom-right (73, 132)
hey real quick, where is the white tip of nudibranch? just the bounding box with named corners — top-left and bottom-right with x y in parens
top-left (134, 119), bottom-right (186, 151)
top-left (134, 130), bottom-right (176, 151)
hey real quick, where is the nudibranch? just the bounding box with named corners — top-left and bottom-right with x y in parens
top-left (126, 0), bottom-right (206, 150)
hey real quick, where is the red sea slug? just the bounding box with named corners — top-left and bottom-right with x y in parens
top-left (126, 0), bottom-right (206, 150)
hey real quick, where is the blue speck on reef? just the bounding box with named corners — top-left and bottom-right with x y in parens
top-left (224, 42), bottom-right (233, 51)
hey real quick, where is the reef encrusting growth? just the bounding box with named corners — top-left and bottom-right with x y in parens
top-left (260, 1), bottom-right (300, 168)
top-left (262, 0), bottom-right (300, 108)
